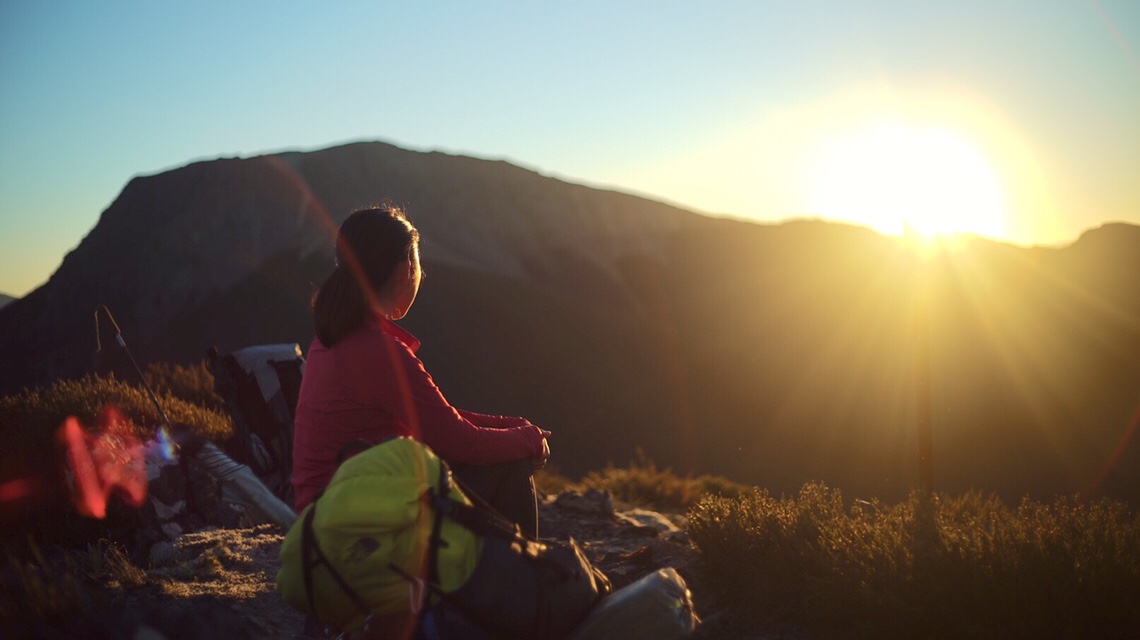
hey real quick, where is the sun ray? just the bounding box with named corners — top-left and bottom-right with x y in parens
top-left (927, 241), bottom-right (1140, 492)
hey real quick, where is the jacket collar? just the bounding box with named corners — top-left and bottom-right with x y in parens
top-left (375, 314), bottom-right (422, 353)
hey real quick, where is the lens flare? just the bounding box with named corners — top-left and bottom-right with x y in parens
top-left (58, 406), bottom-right (148, 518)
top-left (0, 477), bottom-right (40, 503)
top-left (154, 423), bottom-right (179, 462)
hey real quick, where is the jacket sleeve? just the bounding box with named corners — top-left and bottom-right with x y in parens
top-left (349, 330), bottom-right (545, 465)
top-left (457, 409), bottom-right (531, 429)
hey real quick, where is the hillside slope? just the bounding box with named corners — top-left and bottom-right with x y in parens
top-left (1, 141), bottom-right (1138, 503)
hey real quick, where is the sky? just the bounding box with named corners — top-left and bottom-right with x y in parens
top-left (1, 1), bottom-right (1138, 298)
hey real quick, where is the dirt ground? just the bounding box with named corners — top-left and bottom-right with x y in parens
top-left (36, 491), bottom-right (802, 639)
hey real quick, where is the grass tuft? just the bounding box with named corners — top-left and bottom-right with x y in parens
top-left (687, 483), bottom-right (1140, 638)
top-left (541, 449), bottom-right (751, 512)
top-left (0, 538), bottom-right (149, 630)
top-left (0, 372), bottom-right (233, 459)
top-left (144, 360), bottom-right (227, 415)
top-left (533, 464), bottom-right (577, 496)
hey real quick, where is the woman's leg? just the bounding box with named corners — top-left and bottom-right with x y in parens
top-left (448, 458), bottom-right (538, 539)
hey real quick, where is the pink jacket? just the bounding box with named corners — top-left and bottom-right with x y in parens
top-left (291, 315), bottom-right (545, 511)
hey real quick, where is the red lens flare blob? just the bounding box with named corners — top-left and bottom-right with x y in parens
top-left (58, 406), bottom-right (148, 518)
top-left (0, 477), bottom-right (39, 503)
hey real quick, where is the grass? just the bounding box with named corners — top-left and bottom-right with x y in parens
top-left (7, 368), bottom-right (1140, 638)
top-left (144, 360), bottom-right (228, 415)
top-left (687, 483), bottom-right (1140, 639)
top-left (0, 372), bottom-right (233, 461)
top-left (0, 370), bottom-right (234, 549)
top-left (536, 449), bottom-right (752, 513)
top-left (0, 538), bottom-right (145, 632)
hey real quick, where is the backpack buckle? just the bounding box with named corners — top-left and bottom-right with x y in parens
top-left (408, 575), bottom-right (426, 613)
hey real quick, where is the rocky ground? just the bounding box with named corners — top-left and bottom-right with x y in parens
top-left (5, 488), bottom-right (813, 640)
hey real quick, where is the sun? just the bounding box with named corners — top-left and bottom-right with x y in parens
top-left (807, 121), bottom-right (1007, 239)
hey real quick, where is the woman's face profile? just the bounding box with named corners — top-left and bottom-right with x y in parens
top-left (389, 244), bottom-right (421, 320)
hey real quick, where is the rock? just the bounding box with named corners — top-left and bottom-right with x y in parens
top-left (125, 443), bottom-right (269, 562)
top-left (150, 497), bottom-right (185, 521)
top-left (65, 591), bottom-right (264, 640)
top-left (148, 541), bottom-right (178, 567)
top-left (133, 624), bottom-right (166, 640)
top-left (616, 522), bottom-right (661, 538)
top-left (540, 490), bottom-right (702, 596)
top-left (615, 508), bottom-right (682, 535)
top-left (553, 488), bottom-right (615, 516)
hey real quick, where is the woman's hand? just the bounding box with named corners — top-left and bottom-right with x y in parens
top-left (532, 430), bottom-right (551, 471)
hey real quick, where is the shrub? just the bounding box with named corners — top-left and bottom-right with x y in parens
top-left (144, 360), bottom-right (226, 414)
top-left (0, 373), bottom-right (232, 446)
top-left (533, 465), bottom-right (576, 496)
top-left (0, 542), bottom-right (100, 629)
top-left (0, 538), bottom-right (147, 633)
top-left (687, 484), bottom-right (1140, 638)
top-left (575, 450), bottom-right (751, 512)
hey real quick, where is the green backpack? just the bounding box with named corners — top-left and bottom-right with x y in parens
top-left (276, 437), bottom-right (610, 639)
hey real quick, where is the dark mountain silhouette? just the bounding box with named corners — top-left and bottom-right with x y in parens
top-left (0, 294), bottom-right (14, 309)
top-left (1, 141), bottom-right (1137, 504)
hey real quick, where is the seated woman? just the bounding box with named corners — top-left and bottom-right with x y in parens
top-left (291, 205), bottom-right (550, 537)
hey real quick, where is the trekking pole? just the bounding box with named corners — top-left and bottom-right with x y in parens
top-left (94, 305), bottom-right (177, 453)
top-left (92, 306), bottom-right (295, 525)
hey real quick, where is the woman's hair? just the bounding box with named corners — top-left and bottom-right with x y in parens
top-left (312, 205), bottom-right (420, 347)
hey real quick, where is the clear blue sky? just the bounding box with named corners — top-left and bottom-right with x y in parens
top-left (2, 1), bottom-right (1138, 298)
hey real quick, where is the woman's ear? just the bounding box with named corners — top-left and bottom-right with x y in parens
top-left (391, 256), bottom-right (417, 295)
top-left (388, 257), bottom-right (411, 287)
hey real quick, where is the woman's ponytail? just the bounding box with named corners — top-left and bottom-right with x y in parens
top-left (311, 205), bottom-right (419, 347)
top-left (313, 265), bottom-right (368, 347)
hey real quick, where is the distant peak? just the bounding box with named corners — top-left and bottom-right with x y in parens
top-left (1074, 221), bottom-right (1140, 245)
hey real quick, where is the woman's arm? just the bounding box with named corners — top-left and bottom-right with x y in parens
top-left (457, 409), bottom-right (532, 429)
top-left (349, 328), bottom-right (545, 465)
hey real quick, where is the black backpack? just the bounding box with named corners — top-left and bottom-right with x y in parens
top-left (207, 343), bottom-right (304, 504)
top-left (298, 458), bottom-right (611, 640)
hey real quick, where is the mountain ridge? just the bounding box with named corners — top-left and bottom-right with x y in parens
top-left (2, 140), bottom-right (1138, 504)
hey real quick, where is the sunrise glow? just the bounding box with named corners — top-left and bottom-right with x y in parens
top-left (808, 122), bottom-right (1007, 239)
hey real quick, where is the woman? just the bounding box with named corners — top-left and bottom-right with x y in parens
top-left (291, 205), bottom-right (550, 537)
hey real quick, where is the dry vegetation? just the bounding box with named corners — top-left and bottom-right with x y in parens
top-left (1, 528), bottom-right (300, 639)
top-left (4, 367), bottom-right (1140, 639)
top-left (688, 484), bottom-right (1140, 638)
top-left (0, 368), bottom-right (232, 451)
top-left (536, 450), bottom-right (752, 513)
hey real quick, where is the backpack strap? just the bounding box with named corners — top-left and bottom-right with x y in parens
top-left (300, 503), bottom-right (374, 629)
top-left (392, 459), bottom-right (547, 638)
top-left (429, 469), bottom-right (530, 546)
top-left (387, 460), bottom-right (451, 612)
top-left (426, 460), bottom-right (451, 587)
top-left (335, 438), bottom-right (375, 465)
top-left (300, 507), bottom-right (320, 618)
